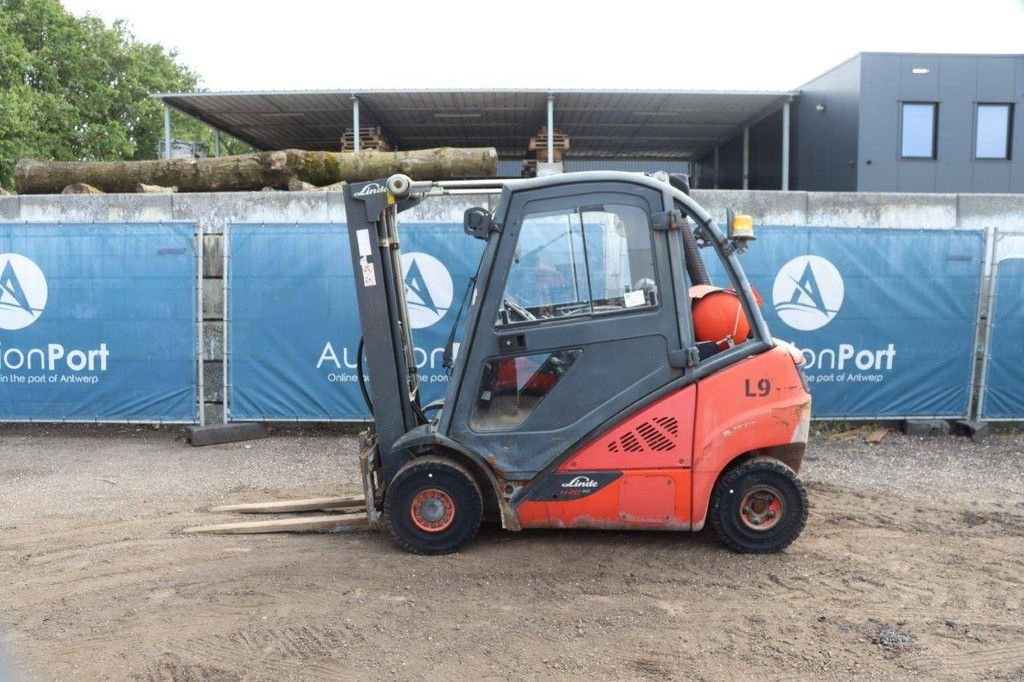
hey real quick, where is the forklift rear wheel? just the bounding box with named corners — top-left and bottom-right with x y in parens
top-left (709, 459), bottom-right (808, 554)
top-left (383, 457), bottom-right (483, 555)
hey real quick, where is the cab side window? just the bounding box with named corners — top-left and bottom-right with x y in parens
top-left (497, 204), bottom-right (656, 326)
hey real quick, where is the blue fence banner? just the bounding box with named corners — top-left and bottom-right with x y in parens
top-left (227, 223), bottom-right (484, 421)
top-left (709, 226), bottom-right (984, 419)
top-left (229, 223), bottom-right (984, 421)
top-left (980, 257), bottom-right (1024, 420)
top-left (0, 223), bottom-right (199, 422)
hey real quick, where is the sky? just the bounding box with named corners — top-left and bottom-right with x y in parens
top-left (60, 0), bottom-right (1024, 93)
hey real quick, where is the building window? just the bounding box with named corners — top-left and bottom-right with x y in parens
top-left (976, 104), bottom-right (1013, 160)
top-left (901, 103), bottom-right (938, 159)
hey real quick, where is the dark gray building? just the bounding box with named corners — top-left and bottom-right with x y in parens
top-left (694, 52), bottom-right (1023, 193)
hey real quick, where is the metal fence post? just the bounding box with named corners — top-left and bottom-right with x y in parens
top-left (976, 228), bottom-right (1001, 420)
top-left (163, 104), bottom-right (172, 160)
top-left (196, 227), bottom-right (206, 426)
top-left (352, 96), bottom-right (360, 153)
top-left (222, 226), bottom-right (231, 423)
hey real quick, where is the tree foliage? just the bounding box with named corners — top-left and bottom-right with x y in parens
top-left (0, 0), bottom-right (248, 190)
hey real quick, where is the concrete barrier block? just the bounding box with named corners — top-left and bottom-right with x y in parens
top-left (187, 422), bottom-right (267, 446)
top-left (172, 192), bottom-right (332, 234)
top-left (19, 193), bottom-right (174, 223)
top-left (956, 194), bottom-right (1024, 231)
top-left (902, 419), bottom-right (950, 436)
top-left (202, 278), bottom-right (223, 320)
top-left (691, 190), bottom-right (808, 227)
top-left (950, 419), bottom-right (992, 443)
top-left (402, 193), bottom-right (499, 223)
top-left (203, 361), bottom-right (223, 402)
top-left (204, 402), bottom-right (225, 424)
top-left (325, 190), bottom-right (347, 222)
top-left (203, 235), bottom-right (224, 277)
top-left (0, 196), bottom-right (20, 220)
top-left (203, 321), bottom-right (223, 361)
top-left (807, 192), bottom-right (958, 229)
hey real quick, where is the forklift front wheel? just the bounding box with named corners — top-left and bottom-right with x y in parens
top-left (383, 457), bottom-right (483, 555)
top-left (709, 459), bottom-right (808, 554)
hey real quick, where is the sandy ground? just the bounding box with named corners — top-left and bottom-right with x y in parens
top-left (0, 424), bottom-right (1023, 680)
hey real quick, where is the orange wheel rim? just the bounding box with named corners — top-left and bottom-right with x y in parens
top-left (410, 488), bottom-right (456, 532)
top-left (739, 485), bottom-right (784, 531)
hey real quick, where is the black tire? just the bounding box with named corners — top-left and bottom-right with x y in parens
top-left (709, 458), bottom-right (808, 554)
top-left (383, 456), bottom-right (483, 555)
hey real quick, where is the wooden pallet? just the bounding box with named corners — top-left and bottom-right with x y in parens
top-left (341, 126), bottom-right (391, 152)
top-left (528, 127), bottom-right (571, 162)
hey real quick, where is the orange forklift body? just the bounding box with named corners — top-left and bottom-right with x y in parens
top-left (517, 343), bottom-right (809, 530)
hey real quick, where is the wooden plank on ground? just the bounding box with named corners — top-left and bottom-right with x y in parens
top-left (864, 428), bottom-right (891, 445)
top-left (824, 425), bottom-right (871, 441)
top-left (209, 496), bottom-right (364, 514)
top-left (183, 513), bottom-right (368, 535)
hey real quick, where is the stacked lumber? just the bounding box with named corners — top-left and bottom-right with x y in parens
top-left (341, 126), bottom-right (391, 152)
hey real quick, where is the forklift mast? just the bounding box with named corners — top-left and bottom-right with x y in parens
top-left (343, 179), bottom-right (423, 483)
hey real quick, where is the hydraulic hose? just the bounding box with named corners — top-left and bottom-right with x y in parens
top-left (356, 337), bottom-right (373, 414)
top-left (681, 219), bottom-right (711, 286)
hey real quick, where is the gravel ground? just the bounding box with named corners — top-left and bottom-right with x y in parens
top-left (807, 425), bottom-right (1024, 505)
top-left (1, 424), bottom-right (1023, 680)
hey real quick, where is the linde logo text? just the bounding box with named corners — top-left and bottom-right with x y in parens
top-left (561, 476), bottom-right (599, 489)
top-left (353, 182), bottom-right (387, 197)
top-left (0, 253), bottom-right (48, 331)
top-left (772, 255), bottom-right (844, 332)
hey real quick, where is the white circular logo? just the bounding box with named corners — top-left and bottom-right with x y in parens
top-left (772, 255), bottom-right (844, 331)
top-left (400, 252), bottom-right (453, 329)
top-left (0, 253), bottom-right (48, 331)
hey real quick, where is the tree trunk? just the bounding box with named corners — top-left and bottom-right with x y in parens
top-left (14, 147), bottom-right (498, 194)
top-left (61, 182), bottom-right (103, 194)
top-left (135, 182), bottom-right (178, 193)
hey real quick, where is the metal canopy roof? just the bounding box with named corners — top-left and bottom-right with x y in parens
top-left (153, 89), bottom-right (793, 159)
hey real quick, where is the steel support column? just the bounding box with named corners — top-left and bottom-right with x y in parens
top-left (781, 101), bottom-right (791, 190)
top-left (352, 96), bottom-right (361, 152)
top-left (546, 95), bottom-right (555, 164)
top-left (713, 147), bottom-right (720, 189)
top-left (214, 129), bottom-right (221, 157)
top-left (742, 127), bottom-right (750, 190)
top-left (163, 104), bottom-right (172, 160)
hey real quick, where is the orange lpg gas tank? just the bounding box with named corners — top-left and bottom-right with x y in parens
top-left (690, 285), bottom-right (763, 350)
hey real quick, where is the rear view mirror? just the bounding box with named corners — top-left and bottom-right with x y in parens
top-left (463, 207), bottom-right (493, 240)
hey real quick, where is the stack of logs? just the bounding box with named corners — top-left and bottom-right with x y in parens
top-left (341, 126), bottom-right (392, 152)
top-left (522, 127), bottom-right (571, 177)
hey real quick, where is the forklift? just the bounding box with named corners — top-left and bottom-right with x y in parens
top-left (343, 171), bottom-right (811, 555)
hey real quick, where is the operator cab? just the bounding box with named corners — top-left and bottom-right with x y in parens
top-left (434, 172), bottom-right (766, 479)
